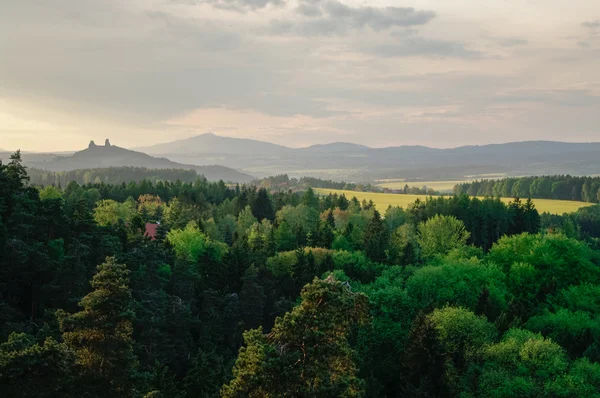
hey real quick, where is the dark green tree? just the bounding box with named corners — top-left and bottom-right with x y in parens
top-left (58, 257), bottom-right (138, 397)
top-left (251, 188), bottom-right (275, 221)
top-left (363, 210), bottom-right (389, 263)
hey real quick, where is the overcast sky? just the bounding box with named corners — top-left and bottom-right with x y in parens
top-left (1, 0), bottom-right (599, 151)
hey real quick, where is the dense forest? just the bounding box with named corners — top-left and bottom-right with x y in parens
top-left (455, 175), bottom-right (600, 203)
top-left (254, 174), bottom-right (382, 192)
top-left (2, 151), bottom-right (600, 397)
top-left (28, 167), bottom-right (200, 186)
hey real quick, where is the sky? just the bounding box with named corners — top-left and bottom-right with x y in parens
top-left (1, 0), bottom-right (599, 151)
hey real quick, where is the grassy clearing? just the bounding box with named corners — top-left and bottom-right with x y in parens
top-left (314, 188), bottom-right (594, 215)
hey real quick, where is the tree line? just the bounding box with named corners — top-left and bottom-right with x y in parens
top-left (455, 175), bottom-right (600, 203)
top-left (2, 151), bottom-right (600, 397)
top-left (28, 166), bottom-right (200, 187)
top-left (255, 174), bottom-right (382, 192)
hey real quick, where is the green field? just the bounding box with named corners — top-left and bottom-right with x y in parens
top-left (315, 188), bottom-right (594, 215)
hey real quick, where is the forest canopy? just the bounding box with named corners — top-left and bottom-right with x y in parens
top-left (1, 151), bottom-right (600, 397)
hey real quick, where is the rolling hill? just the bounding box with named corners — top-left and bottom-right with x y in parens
top-left (137, 133), bottom-right (290, 156)
top-left (22, 140), bottom-right (254, 182)
top-left (135, 134), bottom-right (600, 181)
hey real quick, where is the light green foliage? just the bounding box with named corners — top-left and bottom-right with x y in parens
top-left (428, 307), bottom-right (497, 394)
top-left (443, 245), bottom-right (484, 263)
top-left (384, 205), bottom-right (407, 231)
top-left (429, 307), bottom-right (497, 361)
top-left (248, 219), bottom-right (272, 249)
top-left (417, 214), bottom-right (471, 259)
top-left (332, 250), bottom-right (384, 283)
top-left (203, 217), bottom-right (221, 241)
top-left (236, 205), bottom-right (258, 235)
top-left (164, 198), bottom-right (201, 230)
top-left (93, 198), bottom-right (137, 226)
top-left (222, 276), bottom-right (369, 397)
top-left (266, 250), bottom-right (297, 277)
top-left (39, 185), bottom-right (63, 201)
top-left (406, 262), bottom-right (507, 314)
top-left (166, 222), bottom-right (207, 262)
top-left (276, 204), bottom-right (319, 233)
top-left (488, 233), bottom-right (600, 292)
top-left (357, 267), bottom-right (417, 366)
top-left (476, 329), bottom-right (569, 397)
top-left (274, 220), bottom-right (295, 251)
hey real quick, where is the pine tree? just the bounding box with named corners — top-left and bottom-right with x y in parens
top-left (0, 332), bottom-right (76, 397)
top-left (222, 276), bottom-right (370, 397)
top-left (58, 257), bottom-right (138, 397)
top-left (301, 187), bottom-right (320, 210)
top-left (401, 313), bottom-right (447, 396)
top-left (251, 188), bottom-right (275, 221)
top-left (326, 209), bottom-right (336, 228)
top-left (363, 210), bottom-right (389, 263)
top-left (240, 265), bottom-right (266, 330)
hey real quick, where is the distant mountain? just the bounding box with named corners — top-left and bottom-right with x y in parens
top-left (135, 134), bottom-right (600, 181)
top-left (137, 133), bottom-right (290, 156)
top-left (300, 142), bottom-right (370, 153)
top-left (24, 140), bottom-right (254, 182)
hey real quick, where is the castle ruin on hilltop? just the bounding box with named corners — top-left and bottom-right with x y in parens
top-left (89, 139), bottom-right (112, 149)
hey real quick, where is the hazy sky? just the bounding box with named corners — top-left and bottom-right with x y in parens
top-left (1, 0), bottom-right (599, 151)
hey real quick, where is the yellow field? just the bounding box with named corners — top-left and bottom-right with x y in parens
top-left (315, 188), bottom-right (594, 215)
top-left (376, 180), bottom-right (472, 192)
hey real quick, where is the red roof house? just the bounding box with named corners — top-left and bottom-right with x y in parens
top-left (145, 223), bottom-right (158, 240)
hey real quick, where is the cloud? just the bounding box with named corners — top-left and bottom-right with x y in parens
top-left (172, 0), bottom-right (284, 12)
top-left (366, 37), bottom-right (481, 59)
top-left (2, 0), bottom-right (600, 150)
top-left (492, 89), bottom-right (600, 108)
top-left (295, 3), bottom-right (322, 18)
top-left (582, 20), bottom-right (600, 29)
top-left (272, 0), bottom-right (435, 36)
top-left (494, 37), bottom-right (528, 47)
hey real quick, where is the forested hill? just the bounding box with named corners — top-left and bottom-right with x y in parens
top-left (455, 175), bottom-right (600, 203)
top-left (21, 141), bottom-right (254, 183)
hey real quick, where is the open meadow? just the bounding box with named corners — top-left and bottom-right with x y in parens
top-left (315, 188), bottom-right (595, 215)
